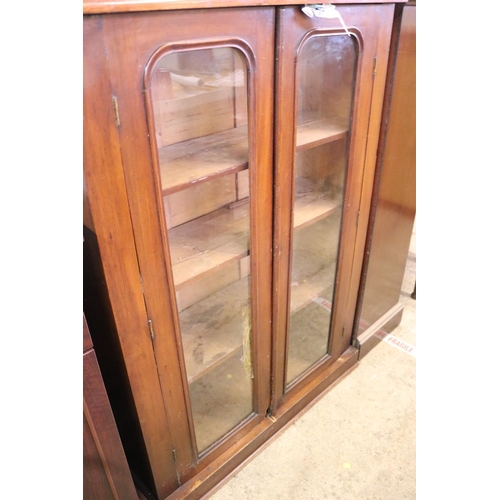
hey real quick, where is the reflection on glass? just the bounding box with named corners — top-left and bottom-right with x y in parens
top-left (286, 34), bottom-right (357, 385)
top-left (150, 47), bottom-right (253, 452)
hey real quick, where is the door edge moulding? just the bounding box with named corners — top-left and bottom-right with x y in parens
top-left (84, 0), bottom-right (409, 16)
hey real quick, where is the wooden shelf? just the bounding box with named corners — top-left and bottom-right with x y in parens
top-left (169, 202), bottom-right (250, 289)
top-left (169, 194), bottom-right (341, 289)
top-left (174, 196), bottom-right (341, 383)
top-left (158, 115), bottom-right (347, 196)
top-left (296, 117), bottom-right (349, 152)
top-left (158, 125), bottom-right (249, 195)
top-left (179, 276), bottom-right (251, 383)
top-left (294, 193), bottom-right (341, 231)
top-left (287, 285), bottom-right (334, 384)
top-left (289, 209), bottom-right (342, 316)
top-left (189, 345), bottom-right (253, 453)
top-left (290, 261), bottom-right (337, 316)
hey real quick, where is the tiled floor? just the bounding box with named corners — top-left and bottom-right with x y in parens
top-left (210, 227), bottom-right (416, 499)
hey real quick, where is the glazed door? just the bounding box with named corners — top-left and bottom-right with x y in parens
top-left (98, 7), bottom-right (275, 493)
top-left (272, 4), bottom-right (395, 408)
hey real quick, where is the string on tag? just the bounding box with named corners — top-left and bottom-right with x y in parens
top-left (301, 4), bottom-right (352, 37)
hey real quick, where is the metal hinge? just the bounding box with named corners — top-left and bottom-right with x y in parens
top-left (356, 210), bottom-right (361, 227)
top-left (112, 96), bottom-right (121, 127)
top-left (342, 326), bottom-right (345, 337)
top-left (148, 318), bottom-right (155, 340)
top-left (373, 56), bottom-right (378, 76)
top-left (172, 449), bottom-right (177, 463)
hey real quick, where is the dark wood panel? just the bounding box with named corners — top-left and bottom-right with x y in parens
top-left (84, 227), bottom-right (160, 498)
top-left (84, 412), bottom-right (115, 500)
top-left (83, 347), bottom-right (139, 500)
top-left (337, 4), bottom-right (400, 357)
top-left (353, 4), bottom-right (416, 347)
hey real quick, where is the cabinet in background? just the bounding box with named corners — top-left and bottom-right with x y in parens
top-left (83, 314), bottom-right (138, 500)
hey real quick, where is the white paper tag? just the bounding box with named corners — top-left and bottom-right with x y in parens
top-left (301, 4), bottom-right (351, 36)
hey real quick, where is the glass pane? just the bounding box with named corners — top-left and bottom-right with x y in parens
top-left (150, 47), bottom-right (253, 453)
top-left (286, 34), bottom-right (357, 385)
